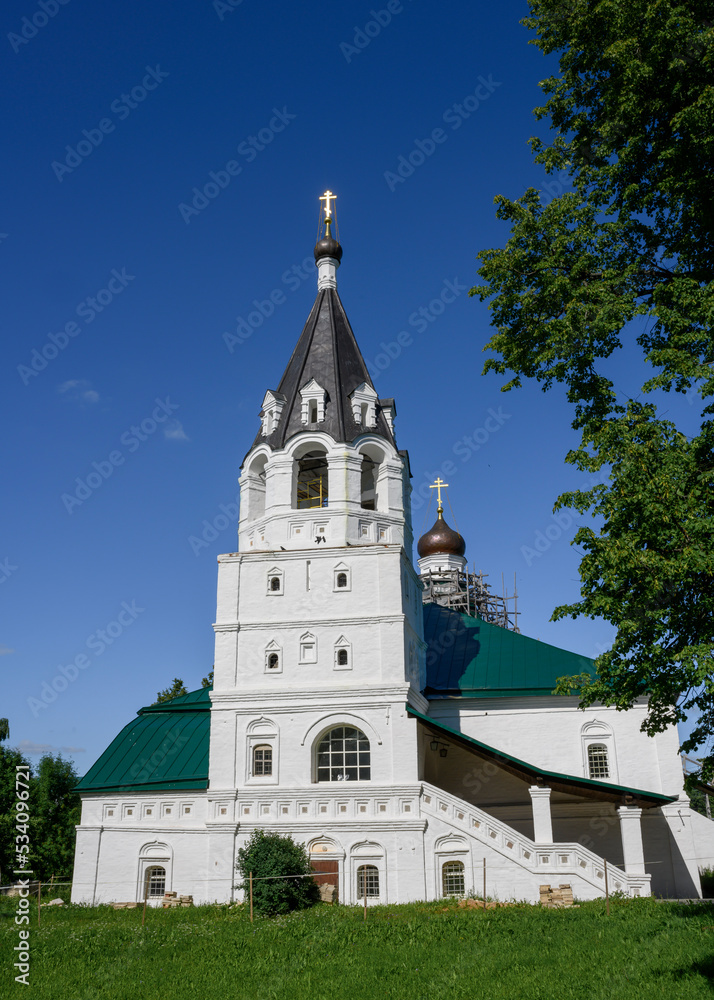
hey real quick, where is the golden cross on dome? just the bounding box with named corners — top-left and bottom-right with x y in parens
top-left (320, 189), bottom-right (336, 219)
top-left (430, 477), bottom-right (449, 512)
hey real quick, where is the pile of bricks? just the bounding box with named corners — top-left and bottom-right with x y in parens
top-left (111, 902), bottom-right (138, 910)
top-left (162, 892), bottom-right (193, 908)
top-left (539, 884), bottom-right (576, 908)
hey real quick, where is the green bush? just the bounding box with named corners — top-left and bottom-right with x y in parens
top-left (235, 830), bottom-right (320, 917)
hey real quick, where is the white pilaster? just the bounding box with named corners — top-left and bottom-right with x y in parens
top-left (617, 806), bottom-right (645, 874)
top-left (529, 786), bottom-right (553, 844)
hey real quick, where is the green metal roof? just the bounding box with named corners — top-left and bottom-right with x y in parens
top-left (407, 704), bottom-right (676, 807)
top-left (423, 603), bottom-right (596, 698)
top-left (75, 687), bottom-right (212, 794)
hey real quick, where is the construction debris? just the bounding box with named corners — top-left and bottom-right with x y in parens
top-left (539, 884), bottom-right (578, 908)
top-left (162, 892), bottom-right (193, 908)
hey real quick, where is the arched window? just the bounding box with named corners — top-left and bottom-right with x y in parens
top-left (145, 866), bottom-right (166, 898)
top-left (337, 648), bottom-right (349, 666)
top-left (442, 861), bottom-right (465, 897)
top-left (253, 745), bottom-right (273, 776)
top-left (360, 455), bottom-right (377, 510)
top-left (268, 653), bottom-right (279, 670)
top-left (357, 864), bottom-right (379, 898)
top-left (317, 726), bottom-right (370, 782)
top-left (336, 572), bottom-right (348, 589)
top-left (270, 577), bottom-right (281, 592)
top-left (296, 451), bottom-right (329, 509)
top-left (587, 744), bottom-right (610, 779)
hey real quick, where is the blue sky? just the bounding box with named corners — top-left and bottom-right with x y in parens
top-left (2, 0), bottom-right (700, 772)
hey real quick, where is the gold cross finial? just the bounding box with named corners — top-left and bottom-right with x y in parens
top-left (320, 189), bottom-right (336, 219)
top-left (430, 477), bottom-right (449, 513)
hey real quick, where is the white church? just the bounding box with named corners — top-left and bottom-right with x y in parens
top-left (72, 193), bottom-right (714, 906)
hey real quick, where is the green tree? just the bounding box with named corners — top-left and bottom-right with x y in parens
top-left (472, 2), bottom-right (714, 772)
top-left (33, 754), bottom-right (81, 881)
top-left (0, 719), bottom-right (9, 741)
top-left (153, 678), bottom-right (188, 704)
top-left (235, 830), bottom-right (320, 917)
top-left (201, 669), bottom-right (214, 688)
top-left (0, 745), bottom-right (31, 885)
top-left (0, 748), bottom-right (81, 884)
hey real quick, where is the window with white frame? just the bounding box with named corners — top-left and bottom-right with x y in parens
top-left (267, 568), bottom-right (283, 595)
top-left (441, 860), bottom-right (465, 897)
top-left (299, 379), bottom-right (327, 425)
top-left (145, 865), bottom-right (166, 897)
top-left (349, 382), bottom-right (378, 428)
top-left (260, 390), bottom-right (286, 436)
top-left (587, 743), bottom-right (610, 779)
top-left (333, 563), bottom-right (351, 591)
top-left (253, 745), bottom-right (273, 776)
top-left (334, 636), bottom-right (351, 670)
top-left (357, 864), bottom-right (380, 898)
top-left (317, 726), bottom-right (370, 782)
top-left (265, 640), bottom-right (282, 673)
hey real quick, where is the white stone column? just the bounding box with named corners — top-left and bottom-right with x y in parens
top-left (617, 806), bottom-right (645, 874)
top-left (529, 786), bottom-right (553, 844)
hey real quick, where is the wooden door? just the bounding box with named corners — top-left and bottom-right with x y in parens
top-left (311, 860), bottom-right (339, 903)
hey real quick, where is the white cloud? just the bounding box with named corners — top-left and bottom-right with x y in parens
top-left (58, 379), bottom-right (99, 405)
top-left (16, 740), bottom-right (85, 755)
top-left (0, 645), bottom-right (14, 656)
top-left (164, 420), bottom-right (189, 442)
top-left (17, 740), bottom-right (55, 755)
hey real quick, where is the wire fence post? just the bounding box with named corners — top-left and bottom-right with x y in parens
top-left (249, 872), bottom-right (253, 923)
top-left (141, 873), bottom-right (149, 927)
top-left (363, 890), bottom-right (367, 922)
top-left (604, 859), bottom-right (610, 916)
top-left (483, 859), bottom-right (486, 910)
top-left (37, 881), bottom-right (41, 927)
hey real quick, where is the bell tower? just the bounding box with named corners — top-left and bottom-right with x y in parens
top-left (208, 193), bottom-right (428, 804)
top-left (237, 198), bottom-right (410, 556)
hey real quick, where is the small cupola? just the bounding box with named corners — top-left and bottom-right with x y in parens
top-left (417, 512), bottom-right (466, 560)
top-left (417, 477), bottom-right (467, 577)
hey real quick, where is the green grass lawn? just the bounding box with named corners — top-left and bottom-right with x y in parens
top-left (2, 895), bottom-right (714, 999)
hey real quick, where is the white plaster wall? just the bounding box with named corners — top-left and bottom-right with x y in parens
top-left (690, 809), bottom-right (714, 871)
top-left (431, 699), bottom-right (685, 797)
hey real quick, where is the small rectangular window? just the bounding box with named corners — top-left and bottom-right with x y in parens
top-left (253, 745), bottom-right (273, 776)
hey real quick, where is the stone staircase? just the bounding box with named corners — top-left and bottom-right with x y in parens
top-left (420, 781), bottom-right (651, 899)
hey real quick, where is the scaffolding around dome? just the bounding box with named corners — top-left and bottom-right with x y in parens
top-left (419, 564), bottom-right (520, 632)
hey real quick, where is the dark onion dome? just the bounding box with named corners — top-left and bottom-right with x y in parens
top-left (314, 234), bottom-right (343, 262)
top-left (417, 512), bottom-right (466, 559)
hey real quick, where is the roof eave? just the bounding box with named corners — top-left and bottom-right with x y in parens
top-left (407, 704), bottom-right (676, 807)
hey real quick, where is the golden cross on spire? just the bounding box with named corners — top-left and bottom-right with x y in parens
top-left (320, 189), bottom-right (336, 219)
top-left (430, 477), bottom-right (449, 513)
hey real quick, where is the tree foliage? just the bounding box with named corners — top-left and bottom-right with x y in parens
top-left (0, 746), bottom-right (81, 883)
top-left (153, 678), bottom-right (188, 704)
top-left (472, 1), bottom-right (714, 772)
top-left (235, 830), bottom-right (320, 917)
